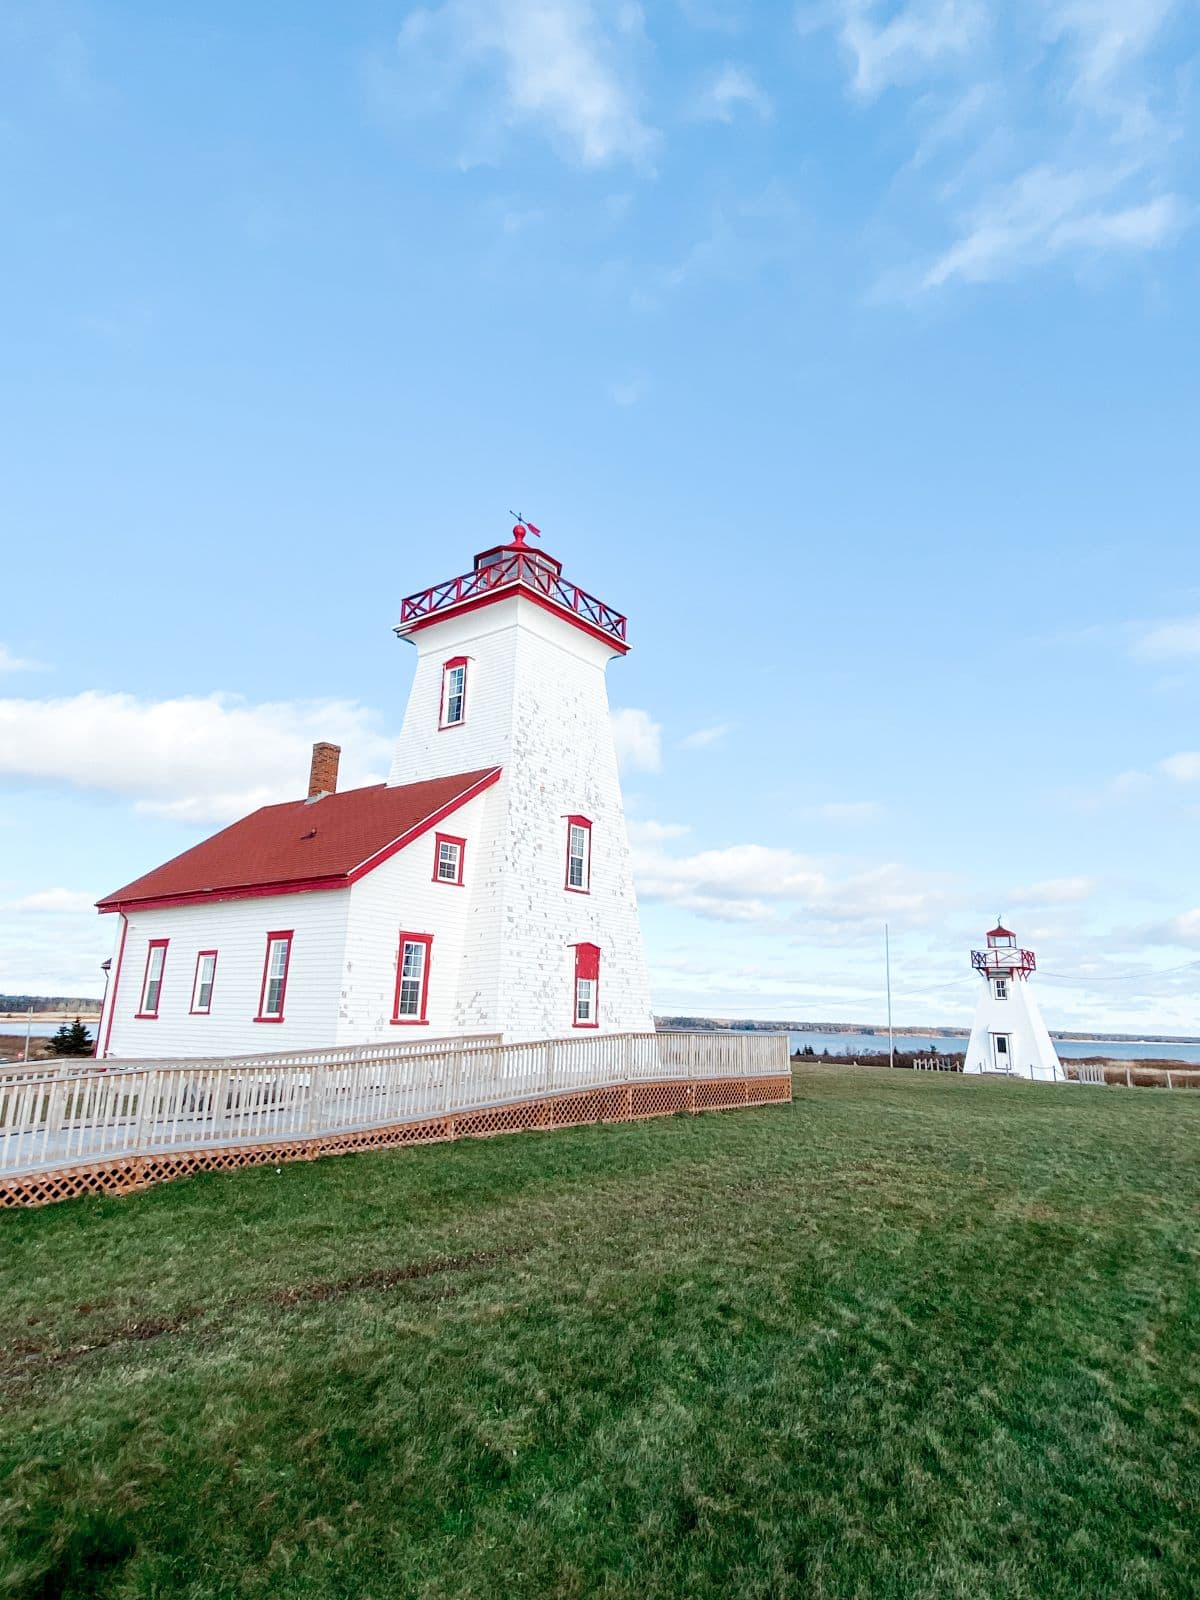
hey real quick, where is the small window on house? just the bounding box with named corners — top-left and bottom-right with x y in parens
top-left (994, 977), bottom-right (1008, 1001)
top-left (137, 939), bottom-right (168, 1018)
top-left (565, 816), bottom-right (592, 893)
top-left (573, 942), bottom-right (600, 1028)
top-left (393, 933), bottom-right (433, 1023)
top-left (440, 658), bottom-right (468, 728)
top-left (191, 951), bottom-right (218, 1014)
top-left (255, 931), bottom-right (293, 1022)
top-left (433, 833), bottom-right (465, 886)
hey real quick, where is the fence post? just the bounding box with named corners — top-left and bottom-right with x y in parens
top-left (307, 1068), bottom-right (325, 1135)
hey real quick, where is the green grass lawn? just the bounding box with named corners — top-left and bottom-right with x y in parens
top-left (2, 1065), bottom-right (1198, 1600)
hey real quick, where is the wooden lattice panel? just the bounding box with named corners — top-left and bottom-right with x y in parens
top-left (0, 1074), bottom-right (793, 1209)
top-left (548, 1085), bottom-right (630, 1129)
top-left (630, 1081), bottom-right (691, 1118)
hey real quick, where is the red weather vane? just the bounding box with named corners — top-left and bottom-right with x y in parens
top-left (509, 509), bottom-right (542, 538)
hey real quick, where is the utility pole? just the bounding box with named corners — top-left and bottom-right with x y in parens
top-left (885, 924), bottom-right (894, 1069)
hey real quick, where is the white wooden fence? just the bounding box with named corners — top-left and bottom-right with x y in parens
top-left (0, 1030), bottom-right (787, 1178)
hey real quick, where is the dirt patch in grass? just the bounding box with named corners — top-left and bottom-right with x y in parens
top-left (1, 1247), bottom-right (525, 1387)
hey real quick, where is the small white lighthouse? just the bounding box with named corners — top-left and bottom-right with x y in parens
top-left (963, 921), bottom-right (1064, 1081)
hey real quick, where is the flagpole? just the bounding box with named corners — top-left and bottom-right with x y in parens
top-left (886, 924), bottom-right (894, 1070)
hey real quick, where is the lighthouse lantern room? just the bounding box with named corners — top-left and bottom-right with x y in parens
top-left (963, 921), bottom-right (1065, 1080)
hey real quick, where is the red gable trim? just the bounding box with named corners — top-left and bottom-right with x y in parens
top-left (400, 586), bottom-right (631, 656)
top-left (98, 768), bottom-right (501, 913)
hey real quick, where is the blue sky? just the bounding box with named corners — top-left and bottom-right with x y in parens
top-left (3, 0), bottom-right (1200, 1032)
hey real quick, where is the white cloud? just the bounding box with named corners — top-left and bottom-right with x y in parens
top-left (6, 888), bottom-right (97, 914)
top-left (628, 818), bottom-right (691, 844)
top-left (920, 165), bottom-right (1181, 290)
top-left (836, 0), bottom-right (988, 99)
top-left (1008, 875), bottom-right (1097, 905)
top-left (0, 644), bottom-right (45, 673)
top-left (1160, 752), bottom-right (1200, 784)
top-left (1131, 615), bottom-right (1200, 660)
top-left (632, 832), bottom-right (953, 926)
top-left (800, 800), bottom-right (884, 822)
top-left (610, 706), bottom-right (663, 772)
top-left (378, 0), bottom-right (658, 168)
top-left (0, 690), bottom-right (395, 826)
top-left (696, 63), bottom-right (772, 121)
top-left (609, 375), bottom-right (646, 406)
top-left (678, 722), bottom-right (732, 749)
top-left (1042, 0), bottom-right (1179, 104)
top-left (813, 0), bottom-right (1188, 292)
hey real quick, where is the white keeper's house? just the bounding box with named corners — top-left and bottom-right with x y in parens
top-left (95, 523), bottom-right (655, 1059)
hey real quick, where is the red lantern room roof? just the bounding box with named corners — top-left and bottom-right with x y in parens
top-left (987, 923), bottom-right (1015, 940)
top-left (395, 521), bottom-right (628, 653)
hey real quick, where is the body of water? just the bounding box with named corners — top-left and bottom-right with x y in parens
top-left (0, 1020), bottom-right (101, 1039)
top-left (787, 1029), bottom-right (1200, 1064)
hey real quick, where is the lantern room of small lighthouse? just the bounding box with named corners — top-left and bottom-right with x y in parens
top-left (963, 922), bottom-right (1065, 1081)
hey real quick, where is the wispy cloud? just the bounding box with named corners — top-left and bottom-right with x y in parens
top-left (799, 800), bottom-right (884, 822)
top-left (695, 63), bottom-right (772, 121)
top-left (1008, 875), bottom-right (1097, 905)
top-left (6, 887), bottom-right (97, 915)
top-left (0, 644), bottom-right (46, 673)
top-left (1131, 615), bottom-right (1200, 660)
top-left (920, 166), bottom-right (1182, 290)
top-left (372, 0), bottom-right (658, 169)
top-left (814, 0), bottom-right (1189, 292)
top-left (1160, 751), bottom-right (1200, 784)
top-left (632, 831), bottom-right (955, 926)
top-left (678, 722), bottom-right (732, 748)
top-left (611, 706), bottom-right (663, 771)
top-left (836, 0), bottom-right (988, 99)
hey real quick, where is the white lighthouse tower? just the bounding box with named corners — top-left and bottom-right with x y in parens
top-left (387, 521), bottom-right (655, 1042)
top-left (963, 921), bottom-right (1064, 1080)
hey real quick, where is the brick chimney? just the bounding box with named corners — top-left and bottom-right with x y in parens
top-left (307, 741), bottom-right (341, 800)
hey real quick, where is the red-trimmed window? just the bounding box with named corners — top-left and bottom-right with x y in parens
top-left (573, 942), bottom-right (600, 1029)
top-left (255, 931), bottom-right (293, 1022)
top-left (432, 832), bottom-right (465, 886)
top-left (190, 950), bottom-right (218, 1014)
top-left (137, 939), bottom-right (169, 1018)
top-left (392, 933), bottom-right (433, 1024)
top-left (565, 815), bottom-right (592, 893)
top-left (440, 657), bottom-right (468, 728)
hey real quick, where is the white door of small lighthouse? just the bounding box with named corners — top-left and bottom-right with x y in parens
top-left (990, 1033), bottom-right (1011, 1073)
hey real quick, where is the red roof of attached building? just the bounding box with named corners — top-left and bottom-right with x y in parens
top-left (97, 768), bottom-right (501, 912)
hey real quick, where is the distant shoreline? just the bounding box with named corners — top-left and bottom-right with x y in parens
top-left (656, 1017), bottom-right (1200, 1046)
top-left (0, 1014), bottom-right (101, 1025)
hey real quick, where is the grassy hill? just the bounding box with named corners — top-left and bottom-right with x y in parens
top-left (2, 1066), bottom-right (1198, 1599)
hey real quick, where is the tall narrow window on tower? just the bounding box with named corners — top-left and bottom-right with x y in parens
top-left (565, 816), bottom-right (592, 893)
top-left (440, 657), bottom-right (468, 728)
top-left (573, 942), bottom-right (600, 1028)
top-left (393, 933), bottom-right (433, 1023)
top-left (255, 932), bottom-right (292, 1022)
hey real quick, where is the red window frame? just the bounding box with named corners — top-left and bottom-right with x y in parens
top-left (254, 930), bottom-right (293, 1023)
top-left (136, 938), bottom-right (169, 1019)
top-left (439, 656), bottom-right (469, 730)
top-left (189, 949), bottom-right (219, 1015)
top-left (392, 932), bottom-right (433, 1025)
top-left (564, 815), bottom-right (592, 893)
top-left (432, 831), bottom-right (466, 886)
top-left (572, 942), bottom-right (600, 1029)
